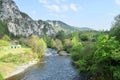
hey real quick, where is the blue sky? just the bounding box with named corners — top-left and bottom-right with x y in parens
top-left (13, 0), bottom-right (120, 30)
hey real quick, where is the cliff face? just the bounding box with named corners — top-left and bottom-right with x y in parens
top-left (0, 0), bottom-right (56, 37)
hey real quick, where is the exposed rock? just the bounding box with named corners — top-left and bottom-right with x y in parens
top-left (58, 51), bottom-right (67, 56)
top-left (0, 0), bottom-right (56, 37)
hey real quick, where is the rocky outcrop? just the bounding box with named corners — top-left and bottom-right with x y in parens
top-left (0, 0), bottom-right (56, 37)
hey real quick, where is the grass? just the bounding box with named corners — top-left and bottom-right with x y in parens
top-left (0, 47), bottom-right (38, 77)
top-left (0, 62), bottom-right (16, 76)
top-left (0, 47), bottom-right (30, 58)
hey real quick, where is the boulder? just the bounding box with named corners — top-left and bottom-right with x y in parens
top-left (58, 51), bottom-right (67, 56)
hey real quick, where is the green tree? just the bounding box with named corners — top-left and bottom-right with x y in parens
top-left (0, 21), bottom-right (9, 38)
top-left (54, 39), bottom-right (63, 51)
top-left (56, 30), bottom-right (65, 42)
top-left (50, 39), bottom-right (55, 48)
top-left (80, 33), bottom-right (89, 41)
top-left (28, 35), bottom-right (47, 59)
top-left (71, 34), bottom-right (120, 80)
top-left (110, 14), bottom-right (120, 41)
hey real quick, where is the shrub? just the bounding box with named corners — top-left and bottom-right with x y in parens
top-left (71, 52), bottom-right (81, 61)
top-left (80, 34), bottom-right (89, 41)
top-left (49, 39), bottom-right (55, 48)
top-left (54, 39), bottom-right (63, 51)
top-left (28, 35), bottom-right (47, 59)
top-left (71, 34), bottom-right (120, 80)
top-left (110, 14), bottom-right (120, 41)
top-left (2, 35), bottom-right (10, 41)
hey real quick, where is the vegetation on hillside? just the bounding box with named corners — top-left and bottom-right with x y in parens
top-left (0, 21), bottom-right (9, 38)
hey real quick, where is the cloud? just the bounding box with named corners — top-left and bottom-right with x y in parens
top-left (55, 0), bottom-right (67, 4)
top-left (38, 0), bottom-right (80, 13)
top-left (39, 0), bottom-right (48, 4)
top-left (46, 5), bottom-right (60, 12)
top-left (70, 3), bottom-right (79, 12)
top-left (48, 13), bottom-right (69, 19)
top-left (115, 0), bottom-right (120, 5)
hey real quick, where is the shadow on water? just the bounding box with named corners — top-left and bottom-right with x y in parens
top-left (5, 48), bottom-right (86, 80)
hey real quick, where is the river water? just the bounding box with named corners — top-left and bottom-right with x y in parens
top-left (14, 48), bottom-right (84, 80)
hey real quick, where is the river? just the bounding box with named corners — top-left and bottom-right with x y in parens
top-left (6, 48), bottom-right (85, 80)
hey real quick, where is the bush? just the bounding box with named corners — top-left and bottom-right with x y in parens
top-left (28, 35), bottom-right (47, 59)
top-left (80, 34), bottom-right (89, 41)
top-left (71, 34), bottom-right (120, 80)
top-left (54, 39), bottom-right (63, 51)
top-left (2, 35), bottom-right (10, 41)
top-left (110, 14), bottom-right (120, 41)
top-left (49, 39), bottom-right (55, 48)
top-left (63, 39), bottom-right (71, 52)
top-left (71, 52), bottom-right (81, 61)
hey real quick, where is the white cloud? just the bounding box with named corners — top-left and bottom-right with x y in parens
top-left (46, 5), bottom-right (60, 12)
top-left (38, 0), bottom-right (80, 13)
top-left (70, 3), bottom-right (79, 12)
top-left (48, 13), bottom-right (69, 19)
top-left (55, 0), bottom-right (67, 4)
top-left (115, 0), bottom-right (120, 5)
top-left (39, 0), bottom-right (48, 4)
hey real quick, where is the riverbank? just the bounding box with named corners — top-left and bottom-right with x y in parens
top-left (0, 47), bottom-right (38, 79)
top-left (4, 60), bottom-right (38, 80)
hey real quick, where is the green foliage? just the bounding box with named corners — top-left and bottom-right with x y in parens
top-left (0, 50), bottom-right (37, 64)
top-left (63, 39), bottom-right (71, 52)
top-left (110, 14), bottom-right (120, 41)
top-left (54, 39), bottom-right (63, 51)
top-left (0, 21), bottom-right (9, 38)
top-left (0, 73), bottom-right (4, 80)
top-left (80, 33), bottom-right (89, 41)
top-left (56, 30), bottom-right (65, 42)
top-left (49, 39), bottom-right (55, 48)
top-left (71, 52), bottom-right (81, 61)
top-left (0, 40), bottom-right (10, 46)
top-left (28, 35), bottom-right (47, 59)
top-left (71, 33), bottom-right (120, 80)
top-left (2, 35), bottom-right (10, 41)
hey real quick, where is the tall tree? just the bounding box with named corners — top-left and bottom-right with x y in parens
top-left (110, 14), bottom-right (120, 41)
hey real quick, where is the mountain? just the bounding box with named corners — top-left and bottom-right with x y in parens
top-left (0, 0), bottom-right (56, 37)
top-left (0, 0), bottom-right (94, 37)
top-left (47, 20), bottom-right (75, 33)
top-left (76, 27), bottom-right (94, 31)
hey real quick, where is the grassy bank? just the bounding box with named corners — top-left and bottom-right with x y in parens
top-left (0, 47), bottom-right (38, 77)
